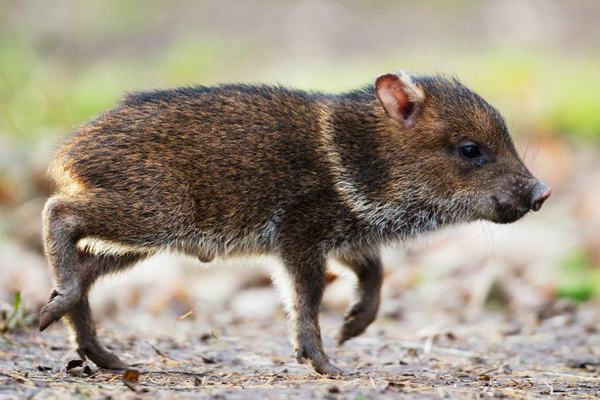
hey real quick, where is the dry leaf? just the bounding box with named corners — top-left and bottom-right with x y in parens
top-left (123, 368), bottom-right (140, 383)
top-left (122, 368), bottom-right (140, 392)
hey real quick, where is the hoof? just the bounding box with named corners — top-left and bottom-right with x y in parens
top-left (336, 318), bottom-right (363, 346)
top-left (79, 343), bottom-right (128, 370)
top-left (336, 302), bottom-right (377, 346)
top-left (313, 361), bottom-right (344, 376)
top-left (295, 344), bottom-right (343, 376)
top-left (39, 289), bottom-right (80, 331)
top-left (39, 302), bottom-right (63, 331)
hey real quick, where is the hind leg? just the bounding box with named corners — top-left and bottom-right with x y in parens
top-left (39, 197), bottom-right (87, 331)
top-left (40, 196), bottom-right (147, 368)
top-left (66, 253), bottom-right (144, 369)
top-left (68, 296), bottom-right (126, 369)
top-left (335, 250), bottom-right (383, 345)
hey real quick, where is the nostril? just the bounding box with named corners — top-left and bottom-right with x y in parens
top-left (530, 181), bottom-right (552, 211)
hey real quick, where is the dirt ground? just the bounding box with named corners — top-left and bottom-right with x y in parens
top-left (2, 292), bottom-right (600, 399)
top-left (1, 137), bottom-right (600, 399)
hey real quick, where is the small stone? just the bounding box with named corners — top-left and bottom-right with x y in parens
top-left (327, 385), bottom-right (340, 394)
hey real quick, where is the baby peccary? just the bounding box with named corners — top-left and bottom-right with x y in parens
top-left (40, 71), bottom-right (550, 374)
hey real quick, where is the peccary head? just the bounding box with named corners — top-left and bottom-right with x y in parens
top-left (373, 71), bottom-right (550, 225)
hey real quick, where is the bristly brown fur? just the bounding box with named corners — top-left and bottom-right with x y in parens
top-left (40, 73), bottom-right (546, 374)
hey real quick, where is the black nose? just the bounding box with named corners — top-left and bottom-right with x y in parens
top-left (530, 181), bottom-right (551, 211)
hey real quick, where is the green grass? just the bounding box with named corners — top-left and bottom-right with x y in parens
top-left (0, 292), bottom-right (37, 333)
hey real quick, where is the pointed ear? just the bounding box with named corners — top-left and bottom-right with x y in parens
top-left (375, 71), bottom-right (424, 128)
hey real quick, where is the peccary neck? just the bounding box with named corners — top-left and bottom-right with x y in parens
top-left (320, 88), bottom-right (451, 245)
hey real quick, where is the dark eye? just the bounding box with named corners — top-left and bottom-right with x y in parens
top-left (459, 144), bottom-right (481, 159)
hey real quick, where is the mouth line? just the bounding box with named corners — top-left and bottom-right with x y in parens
top-left (489, 196), bottom-right (530, 224)
top-left (498, 207), bottom-right (529, 224)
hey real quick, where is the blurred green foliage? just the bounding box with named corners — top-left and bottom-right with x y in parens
top-left (0, 291), bottom-right (36, 333)
top-left (1, 34), bottom-right (599, 144)
top-left (556, 249), bottom-right (600, 302)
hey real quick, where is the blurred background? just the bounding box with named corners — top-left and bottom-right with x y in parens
top-left (1, 0), bottom-right (599, 336)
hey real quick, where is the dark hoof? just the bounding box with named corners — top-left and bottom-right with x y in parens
top-left (336, 318), bottom-right (365, 346)
top-left (313, 361), bottom-right (344, 376)
top-left (39, 303), bottom-right (62, 331)
top-left (39, 289), bottom-right (80, 331)
top-left (79, 343), bottom-right (127, 370)
top-left (336, 302), bottom-right (378, 345)
top-left (295, 343), bottom-right (343, 376)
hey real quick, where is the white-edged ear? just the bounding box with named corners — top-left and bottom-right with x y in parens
top-left (375, 70), bottom-right (424, 128)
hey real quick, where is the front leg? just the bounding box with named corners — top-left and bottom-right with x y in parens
top-left (335, 250), bottom-right (383, 345)
top-left (278, 247), bottom-right (342, 375)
